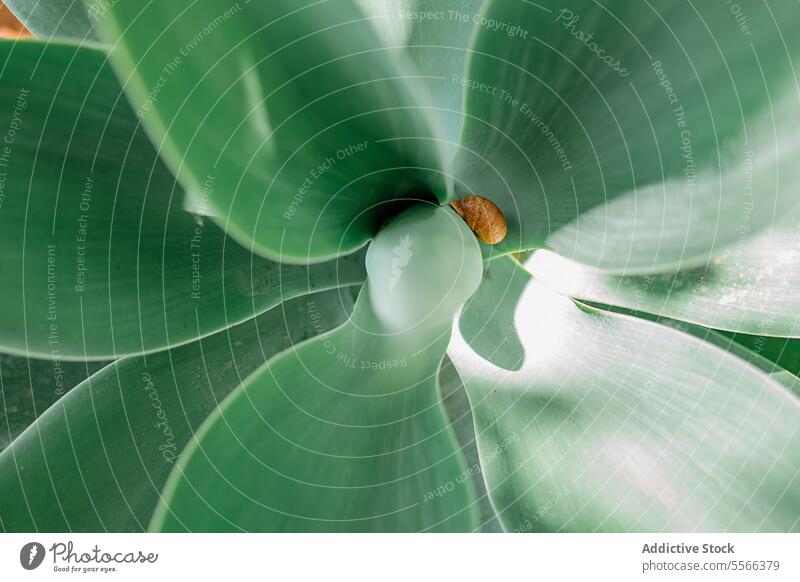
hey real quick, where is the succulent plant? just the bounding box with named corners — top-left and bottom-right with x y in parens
top-left (0, 0), bottom-right (799, 533)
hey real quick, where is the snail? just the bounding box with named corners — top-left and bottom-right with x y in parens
top-left (450, 194), bottom-right (507, 245)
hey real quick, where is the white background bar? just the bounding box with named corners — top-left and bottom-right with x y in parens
top-left (1, 533), bottom-right (797, 581)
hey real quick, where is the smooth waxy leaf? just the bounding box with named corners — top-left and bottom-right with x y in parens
top-left (153, 288), bottom-right (478, 532)
top-left (365, 204), bottom-right (482, 332)
top-left (727, 335), bottom-right (800, 395)
top-left (449, 258), bottom-right (800, 532)
top-left (3, 0), bottom-right (95, 40)
top-left (600, 309), bottom-right (800, 395)
top-left (662, 321), bottom-right (799, 396)
top-left (0, 354), bottom-right (108, 453)
top-left (357, 0), bottom-right (486, 154)
top-left (456, 0), bottom-right (800, 270)
top-left (0, 40), bottom-right (366, 359)
top-left (95, 0), bottom-right (451, 263)
top-left (460, 254), bottom-right (527, 370)
top-left (724, 332), bottom-right (800, 380)
top-left (528, 209), bottom-right (800, 337)
top-left (0, 3), bottom-right (30, 37)
top-left (439, 356), bottom-right (503, 532)
top-left (0, 290), bottom-right (354, 532)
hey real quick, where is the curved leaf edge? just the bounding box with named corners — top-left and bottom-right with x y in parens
top-left (3, 0), bottom-right (98, 42)
top-left (581, 302), bottom-right (800, 394)
top-left (0, 358), bottom-right (117, 465)
top-left (452, 271), bottom-right (800, 532)
top-left (576, 300), bottom-right (800, 400)
top-left (93, 5), bottom-right (460, 266)
top-left (150, 314), bottom-right (482, 532)
top-left (0, 278), bottom-right (364, 363)
top-left (0, 32), bottom-right (106, 51)
top-left (445, 362), bottom-right (509, 533)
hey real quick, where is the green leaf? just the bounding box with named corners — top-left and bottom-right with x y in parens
top-left (460, 254), bottom-right (527, 370)
top-left (527, 209), bottom-right (800, 337)
top-left (0, 290), bottom-right (354, 532)
top-left (448, 258), bottom-right (800, 532)
top-left (94, 0), bottom-right (451, 263)
top-left (0, 40), bottom-right (366, 359)
top-left (608, 311), bottom-right (800, 395)
top-left (723, 333), bottom-right (800, 380)
top-left (356, 0), bottom-right (486, 155)
top-left (153, 288), bottom-right (478, 532)
top-left (695, 327), bottom-right (799, 395)
top-left (456, 0), bottom-right (800, 270)
top-left (3, 0), bottom-right (96, 40)
top-left (671, 324), bottom-right (799, 396)
top-left (439, 356), bottom-right (503, 532)
top-left (0, 354), bottom-right (108, 453)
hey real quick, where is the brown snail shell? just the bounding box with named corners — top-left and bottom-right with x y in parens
top-left (450, 195), bottom-right (507, 245)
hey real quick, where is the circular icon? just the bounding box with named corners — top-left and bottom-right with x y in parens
top-left (19, 542), bottom-right (45, 570)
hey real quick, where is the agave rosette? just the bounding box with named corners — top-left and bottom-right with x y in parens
top-left (0, 0), bottom-right (798, 532)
